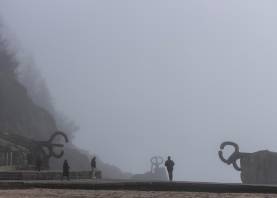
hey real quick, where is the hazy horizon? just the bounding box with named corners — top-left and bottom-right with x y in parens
top-left (1, 0), bottom-right (277, 182)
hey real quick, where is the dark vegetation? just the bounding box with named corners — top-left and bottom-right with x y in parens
top-left (0, 24), bottom-right (131, 178)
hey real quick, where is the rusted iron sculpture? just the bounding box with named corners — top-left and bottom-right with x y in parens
top-left (132, 156), bottom-right (167, 180)
top-left (219, 141), bottom-right (277, 184)
top-left (150, 156), bottom-right (164, 174)
top-left (35, 131), bottom-right (69, 160)
top-left (0, 131), bottom-right (68, 170)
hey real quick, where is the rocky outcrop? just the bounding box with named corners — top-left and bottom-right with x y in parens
top-left (219, 141), bottom-right (277, 184)
top-left (240, 150), bottom-right (277, 184)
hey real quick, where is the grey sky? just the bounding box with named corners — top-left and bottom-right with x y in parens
top-left (1, 0), bottom-right (277, 182)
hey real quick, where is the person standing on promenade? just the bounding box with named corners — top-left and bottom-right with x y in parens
top-left (62, 160), bottom-right (70, 180)
top-left (36, 156), bottom-right (42, 172)
top-left (91, 156), bottom-right (96, 179)
top-left (165, 156), bottom-right (175, 181)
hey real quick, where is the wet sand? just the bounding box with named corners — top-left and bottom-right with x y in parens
top-left (0, 189), bottom-right (276, 198)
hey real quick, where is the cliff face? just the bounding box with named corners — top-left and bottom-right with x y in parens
top-left (0, 37), bottom-right (57, 140)
top-left (0, 72), bottom-right (57, 139)
top-left (0, 30), bottom-right (131, 178)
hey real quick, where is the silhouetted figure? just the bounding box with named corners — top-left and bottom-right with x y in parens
top-left (91, 156), bottom-right (96, 179)
top-left (27, 153), bottom-right (32, 165)
top-left (36, 157), bottom-right (42, 172)
top-left (165, 156), bottom-right (175, 181)
top-left (62, 160), bottom-right (70, 180)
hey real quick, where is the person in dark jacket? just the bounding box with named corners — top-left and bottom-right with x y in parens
top-left (165, 156), bottom-right (175, 181)
top-left (36, 156), bottom-right (42, 172)
top-left (91, 156), bottom-right (96, 179)
top-left (62, 160), bottom-right (70, 180)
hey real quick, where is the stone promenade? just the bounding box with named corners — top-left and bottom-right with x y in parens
top-left (0, 180), bottom-right (277, 197)
top-left (0, 189), bottom-right (276, 198)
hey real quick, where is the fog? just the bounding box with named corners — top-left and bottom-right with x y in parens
top-left (1, 0), bottom-right (277, 182)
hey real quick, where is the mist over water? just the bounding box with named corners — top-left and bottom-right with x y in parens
top-left (1, 0), bottom-right (277, 182)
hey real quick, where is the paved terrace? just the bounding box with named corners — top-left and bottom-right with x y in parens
top-left (0, 179), bottom-right (276, 194)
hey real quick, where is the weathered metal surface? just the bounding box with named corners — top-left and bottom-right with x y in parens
top-left (219, 141), bottom-right (277, 184)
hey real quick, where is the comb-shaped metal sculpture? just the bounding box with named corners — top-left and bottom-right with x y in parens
top-left (219, 141), bottom-right (277, 184)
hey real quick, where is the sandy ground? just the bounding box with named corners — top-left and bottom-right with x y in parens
top-left (0, 189), bottom-right (276, 198)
